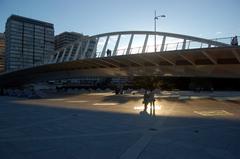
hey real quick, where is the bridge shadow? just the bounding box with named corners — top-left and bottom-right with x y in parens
top-left (100, 94), bottom-right (141, 104)
top-left (1, 96), bottom-right (240, 158)
top-left (0, 97), bottom-right (240, 158)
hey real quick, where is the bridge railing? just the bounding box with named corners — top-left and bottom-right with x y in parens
top-left (94, 39), bottom-right (232, 57)
top-left (211, 36), bottom-right (240, 45)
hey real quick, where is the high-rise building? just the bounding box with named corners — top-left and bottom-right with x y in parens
top-left (55, 32), bottom-right (86, 50)
top-left (5, 15), bottom-right (54, 72)
top-left (0, 33), bottom-right (5, 73)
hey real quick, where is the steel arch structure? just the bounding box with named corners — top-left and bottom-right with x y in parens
top-left (48, 31), bottom-right (229, 64)
top-left (1, 31), bottom-right (240, 88)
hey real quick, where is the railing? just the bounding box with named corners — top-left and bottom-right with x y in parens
top-left (94, 37), bottom-right (236, 57)
top-left (211, 36), bottom-right (240, 45)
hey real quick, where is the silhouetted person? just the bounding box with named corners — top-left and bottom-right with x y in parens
top-left (231, 36), bottom-right (238, 46)
top-left (143, 90), bottom-right (149, 111)
top-left (149, 90), bottom-right (155, 108)
top-left (149, 90), bottom-right (156, 116)
top-left (107, 49), bottom-right (112, 56)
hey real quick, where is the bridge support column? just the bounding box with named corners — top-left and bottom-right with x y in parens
top-left (182, 39), bottom-right (186, 50)
top-left (66, 45), bottom-right (74, 61)
top-left (113, 34), bottom-right (121, 56)
top-left (126, 34), bottom-right (134, 55)
top-left (74, 42), bottom-right (82, 60)
top-left (81, 40), bottom-right (90, 59)
top-left (53, 51), bottom-right (60, 63)
top-left (59, 48), bottom-right (67, 62)
top-left (142, 34), bottom-right (149, 53)
top-left (160, 36), bottom-right (166, 52)
top-left (101, 36), bottom-right (110, 57)
top-left (48, 54), bottom-right (55, 64)
top-left (91, 38), bottom-right (99, 58)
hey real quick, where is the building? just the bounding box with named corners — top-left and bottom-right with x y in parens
top-left (5, 15), bottom-right (54, 72)
top-left (55, 32), bottom-right (86, 50)
top-left (51, 33), bottom-right (97, 63)
top-left (0, 33), bottom-right (5, 73)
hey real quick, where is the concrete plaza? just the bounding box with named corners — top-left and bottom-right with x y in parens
top-left (0, 91), bottom-right (240, 159)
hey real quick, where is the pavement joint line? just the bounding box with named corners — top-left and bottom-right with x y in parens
top-left (0, 130), bottom-right (145, 142)
top-left (119, 133), bottom-right (155, 159)
top-left (65, 100), bottom-right (88, 103)
top-left (46, 98), bottom-right (66, 101)
top-left (120, 102), bottom-right (176, 159)
top-left (194, 110), bottom-right (233, 116)
top-left (119, 121), bottom-right (234, 159)
top-left (93, 102), bottom-right (119, 106)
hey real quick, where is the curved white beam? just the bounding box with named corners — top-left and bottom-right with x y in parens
top-left (90, 31), bottom-right (229, 47)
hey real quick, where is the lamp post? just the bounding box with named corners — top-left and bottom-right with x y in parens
top-left (154, 10), bottom-right (166, 53)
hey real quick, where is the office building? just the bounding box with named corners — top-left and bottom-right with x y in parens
top-left (5, 15), bottom-right (54, 72)
top-left (0, 33), bottom-right (5, 73)
top-left (55, 32), bottom-right (85, 50)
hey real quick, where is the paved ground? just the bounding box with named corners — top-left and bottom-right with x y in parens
top-left (0, 91), bottom-right (240, 159)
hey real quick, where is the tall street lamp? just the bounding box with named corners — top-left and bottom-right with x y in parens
top-left (154, 10), bottom-right (166, 53)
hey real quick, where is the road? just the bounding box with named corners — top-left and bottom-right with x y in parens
top-left (0, 91), bottom-right (240, 159)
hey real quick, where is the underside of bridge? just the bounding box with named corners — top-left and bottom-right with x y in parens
top-left (0, 47), bottom-right (240, 89)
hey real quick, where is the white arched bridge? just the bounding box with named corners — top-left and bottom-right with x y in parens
top-left (49, 31), bottom-right (230, 63)
top-left (0, 31), bottom-right (240, 87)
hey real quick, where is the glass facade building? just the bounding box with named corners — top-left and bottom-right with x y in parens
top-left (0, 33), bottom-right (5, 73)
top-left (5, 15), bottom-right (54, 72)
top-left (55, 32), bottom-right (86, 50)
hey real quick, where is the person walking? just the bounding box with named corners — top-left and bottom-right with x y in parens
top-left (143, 90), bottom-right (149, 111)
top-left (149, 90), bottom-right (155, 109)
top-left (231, 36), bottom-right (238, 46)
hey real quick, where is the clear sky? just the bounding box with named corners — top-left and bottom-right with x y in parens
top-left (0, 0), bottom-right (240, 38)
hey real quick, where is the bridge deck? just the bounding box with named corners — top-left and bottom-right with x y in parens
top-left (0, 47), bottom-right (240, 87)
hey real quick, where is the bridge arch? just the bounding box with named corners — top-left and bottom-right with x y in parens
top-left (49, 31), bottom-right (229, 64)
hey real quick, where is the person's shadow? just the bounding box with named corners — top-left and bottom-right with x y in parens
top-left (139, 106), bottom-right (155, 117)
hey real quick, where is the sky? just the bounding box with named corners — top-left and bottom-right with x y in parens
top-left (0, 0), bottom-right (240, 39)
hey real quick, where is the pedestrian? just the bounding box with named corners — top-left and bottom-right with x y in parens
top-left (107, 49), bottom-right (112, 56)
top-left (143, 90), bottom-right (149, 111)
top-left (149, 90), bottom-right (155, 109)
top-left (231, 36), bottom-right (238, 46)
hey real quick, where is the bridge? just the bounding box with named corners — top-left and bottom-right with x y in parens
top-left (0, 31), bottom-right (240, 87)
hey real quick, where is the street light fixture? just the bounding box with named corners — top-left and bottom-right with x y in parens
top-left (154, 10), bottom-right (166, 53)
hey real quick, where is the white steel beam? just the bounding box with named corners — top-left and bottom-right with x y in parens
top-left (66, 45), bottom-right (74, 61)
top-left (53, 51), bottom-right (60, 63)
top-left (138, 55), bottom-right (159, 66)
top-left (125, 57), bottom-right (144, 66)
top-left (49, 53), bottom-right (56, 63)
top-left (201, 51), bottom-right (217, 64)
top-left (160, 36), bottom-right (166, 52)
top-left (98, 59), bottom-right (120, 68)
top-left (88, 60), bottom-right (109, 68)
top-left (232, 49), bottom-right (240, 63)
top-left (155, 53), bottom-right (175, 65)
top-left (142, 34), bottom-right (149, 53)
top-left (81, 40), bottom-right (90, 59)
top-left (73, 42), bottom-right (82, 60)
top-left (179, 54), bottom-right (195, 65)
top-left (101, 36), bottom-right (110, 57)
top-left (182, 39), bottom-right (186, 50)
top-left (47, 55), bottom-right (54, 64)
top-left (91, 38), bottom-right (99, 58)
top-left (59, 48), bottom-right (67, 63)
top-left (126, 34), bottom-right (134, 55)
top-left (113, 34), bottom-right (121, 56)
